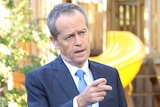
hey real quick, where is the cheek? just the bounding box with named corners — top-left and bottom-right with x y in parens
top-left (60, 44), bottom-right (73, 54)
top-left (85, 38), bottom-right (91, 53)
top-left (85, 37), bottom-right (90, 47)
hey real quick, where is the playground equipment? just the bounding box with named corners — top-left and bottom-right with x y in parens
top-left (89, 31), bottom-right (146, 88)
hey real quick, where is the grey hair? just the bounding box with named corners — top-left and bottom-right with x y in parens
top-left (47, 3), bottom-right (88, 39)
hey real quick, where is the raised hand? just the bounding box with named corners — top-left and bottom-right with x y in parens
top-left (77, 78), bottom-right (112, 107)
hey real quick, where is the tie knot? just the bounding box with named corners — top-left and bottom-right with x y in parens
top-left (76, 69), bottom-right (85, 79)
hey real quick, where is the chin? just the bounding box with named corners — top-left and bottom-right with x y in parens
top-left (77, 57), bottom-right (87, 63)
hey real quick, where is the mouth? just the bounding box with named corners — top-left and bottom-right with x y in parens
top-left (75, 49), bottom-right (84, 53)
top-left (74, 49), bottom-right (85, 55)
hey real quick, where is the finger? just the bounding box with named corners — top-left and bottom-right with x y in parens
top-left (106, 85), bottom-right (112, 90)
top-left (98, 84), bottom-right (113, 91)
top-left (98, 80), bottom-right (107, 86)
top-left (91, 78), bottom-right (106, 87)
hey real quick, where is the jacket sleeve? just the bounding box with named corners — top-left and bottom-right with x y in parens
top-left (25, 71), bottom-right (74, 107)
top-left (60, 100), bottom-right (73, 107)
top-left (25, 72), bottom-right (50, 107)
top-left (115, 69), bottom-right (128, 107)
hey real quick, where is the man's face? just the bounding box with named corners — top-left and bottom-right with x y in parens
top-left (50, 10), bottom-right (90, 68)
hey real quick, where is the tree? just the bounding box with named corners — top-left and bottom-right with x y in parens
top-left (0, 0), bottom-right (57, 106)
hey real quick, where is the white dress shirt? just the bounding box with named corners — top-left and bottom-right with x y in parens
top-left (63, 59), bottom-right (99, 107)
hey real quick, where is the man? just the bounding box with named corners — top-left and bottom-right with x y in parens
top-left (25, 3), bottom-right (127, 107)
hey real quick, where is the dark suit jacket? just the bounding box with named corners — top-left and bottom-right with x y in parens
top-left (25, 55), bottom-right (127, 107)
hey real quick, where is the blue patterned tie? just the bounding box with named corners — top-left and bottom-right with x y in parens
top-left (76, 69), bottom-right (92, 107)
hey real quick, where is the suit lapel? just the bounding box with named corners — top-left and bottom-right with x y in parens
top-left (89, 61), bottom-right (108, 107)
top-left (52, 57), bottom-right (107, 105)
top-left (53, 56), bottom-right (79, 99)
top-left (89, 61), bottom-right (104, 80)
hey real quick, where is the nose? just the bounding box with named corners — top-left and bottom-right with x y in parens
top-left (75, 35), bottom-right (82, 46)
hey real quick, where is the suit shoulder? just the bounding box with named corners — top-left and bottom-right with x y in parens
top-left (89, 60), bottom-right (116, 69)
top-left (26, 61), bottom-right (54, 76)
top-left (89, 60), bottom-right (119, 77)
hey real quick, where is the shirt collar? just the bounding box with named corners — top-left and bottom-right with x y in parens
top-left (62, 59), bottom-right (90, 77)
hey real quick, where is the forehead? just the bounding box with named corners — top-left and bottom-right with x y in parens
top-left (55, 10), bottom-right (87, 33)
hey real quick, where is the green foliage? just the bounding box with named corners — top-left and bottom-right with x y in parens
top-left (0, 74), bottom-right (5, 87)
top-left (0, 74), bottom-right (8, 107)
top-left (0, 0), bottom-right (55, 73)
top-left (1, 0), bottom-right (14, 9)
top-left (5, 88), bottom-right (27, 107)
top-left (0, 97), bottom-right (8, 107)
top-left (20, 55), bottom-right (41, 75)
top-left (0, 0), bottom-right (57, 106)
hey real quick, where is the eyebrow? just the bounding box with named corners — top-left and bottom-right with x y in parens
top-left (62, 27), bottom-right (87, 36)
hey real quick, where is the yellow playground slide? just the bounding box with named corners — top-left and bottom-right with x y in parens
top-left (89, 31), bottom-right (146, 88)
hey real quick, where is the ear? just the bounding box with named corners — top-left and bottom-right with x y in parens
top-left (50, 36), bottom-right (59, 49)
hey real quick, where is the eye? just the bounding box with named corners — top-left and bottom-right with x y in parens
top-left (64, 34), bottom-right (74, 41)
top-left (66, 35), bottom-right (71, 39)
top-left (80, 30), bottom-right (86, 35)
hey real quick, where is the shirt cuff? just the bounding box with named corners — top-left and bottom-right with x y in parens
top-left (73, 96), bottom-right (78, 107)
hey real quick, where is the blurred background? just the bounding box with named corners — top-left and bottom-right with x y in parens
top-left (0, 0), bottom-right (160, 107)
